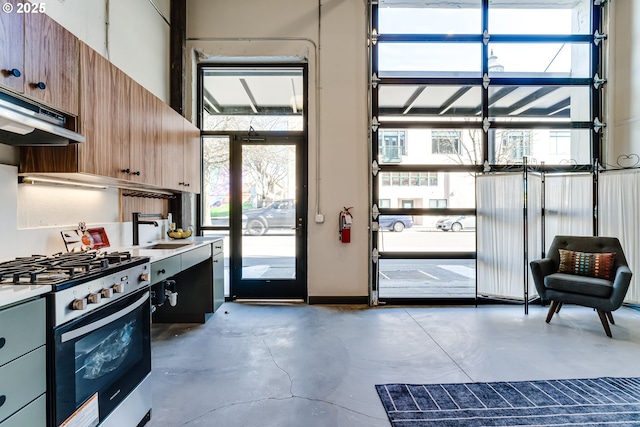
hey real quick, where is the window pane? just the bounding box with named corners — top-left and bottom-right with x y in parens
top-left (377, 128), bottom-right (482, 165)
top-left (201, 67), bottom-right (304, 131)
top-left (378, 44), bottom-right (482, 78)
top-left (377, 215), bottom-right (476, 252)
top-left (202, 136), bottom-right (230, 227)
top-left (489, 0), bottom-right (592, 35)
top-left (488, 44), bottom-right (590, 78)
top-left (379, 85), bottom-right (482, 120)
top-left (379, 258), bottom-right (475, 299)
top-left (378, 3), bottom-right (482, 35)
top-left (490, 128), bottom-right (591, 165)
top-left (489, 85), bottom-right (591, 122)
top-left (378, 173), bottom-right (476, 208)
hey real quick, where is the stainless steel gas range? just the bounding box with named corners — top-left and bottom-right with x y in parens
top-left (0, 251), bottom-right (152, 427)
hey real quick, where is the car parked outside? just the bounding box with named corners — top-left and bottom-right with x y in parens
top-left (242, 199), bottom-right (295, 235)
top-left (436, 215), bottom-right (476, 232)
top-left (378, 215), bottom-right (413, 232)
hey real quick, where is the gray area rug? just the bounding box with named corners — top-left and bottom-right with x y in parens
top-left (376, 377), bottom-right (640, 426)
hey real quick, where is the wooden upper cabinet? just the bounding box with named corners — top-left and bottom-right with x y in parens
top-left (129, 82), bottom-right (161, 185)
top-left (183, 118), bottom-right (201, 194)
top-left (0, 0), bottom-right (25, 93)
top-left (161, 103), bottom-right (184, 190)
top-left (78, 44), bottom-right (129, 179)
top-left (23, 12), bottom-right (79, 116)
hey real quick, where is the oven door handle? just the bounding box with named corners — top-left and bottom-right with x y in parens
top-left (61, 292), bottom-right (150, 343)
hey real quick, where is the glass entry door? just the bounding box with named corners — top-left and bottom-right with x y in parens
top-left (230, 136), bottom-right (307, 299)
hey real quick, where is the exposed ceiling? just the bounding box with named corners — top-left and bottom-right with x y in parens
top-left (202, 68), bottom-right (304, 116)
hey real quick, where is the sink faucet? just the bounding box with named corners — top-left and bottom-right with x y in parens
top-left (132, 212), bottom-right (162, 246)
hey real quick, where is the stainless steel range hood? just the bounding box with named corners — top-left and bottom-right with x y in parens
top-left (0, 90), bottom-right (85, 146)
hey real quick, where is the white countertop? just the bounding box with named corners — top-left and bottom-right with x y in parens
top-left (126, 236), bottom-right (224, 263)
top-left (0, 284), bottom-right (51, 309)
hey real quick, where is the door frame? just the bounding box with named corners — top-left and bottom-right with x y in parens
top-left (229, 132), bottom-right (308, 300)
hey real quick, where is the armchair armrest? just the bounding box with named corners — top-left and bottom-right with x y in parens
top-left (529, 258), bottom-right (556, 297)
top-left (609, 265), bottom-right (633, 308)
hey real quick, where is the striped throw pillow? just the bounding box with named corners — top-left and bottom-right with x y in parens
top-left (558, 249), bottom-right (616, 280)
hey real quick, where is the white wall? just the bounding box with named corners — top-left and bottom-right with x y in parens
top-left (187, 0), bottom-right (370, 298)
top-left (42, 0), bottom-right (170, 102)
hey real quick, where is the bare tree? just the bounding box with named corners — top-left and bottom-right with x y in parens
top-left (201, 113), bottom-right (295, 224)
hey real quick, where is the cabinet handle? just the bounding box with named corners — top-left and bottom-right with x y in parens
top-left (0, 337), bottom-right (5, 349)
top-left (213, 260), bottom-right (218, 263)
top-left (178, 182), bottom-right (185, 186)
top-left (215, 245), bottom-right (222, 250)
top-left (7, 68), bottom-right (21, 78)
top-left (158, 269), bottom-right (166, 274)
top-left (122, 168), bottom-right (141, 176)
top-left (0, 395), bottom-right (5, 408)
top-left (33, 81), bottom-right (46, 90)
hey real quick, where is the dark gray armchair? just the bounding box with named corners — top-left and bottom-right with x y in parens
top-left (530, 235), bottom-right (633, 337)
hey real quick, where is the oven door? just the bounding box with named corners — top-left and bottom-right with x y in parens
top-left (52, 288), bottom-right (151, 427)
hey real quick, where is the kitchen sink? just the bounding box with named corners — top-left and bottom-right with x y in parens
top-left (144, 242), bottom-right (195, 250)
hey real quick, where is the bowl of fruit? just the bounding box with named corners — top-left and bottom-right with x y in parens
top-left (167, 227), bottom-right (192, 239)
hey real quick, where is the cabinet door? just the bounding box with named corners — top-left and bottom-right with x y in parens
top-left (129, 82), bottom-right (161, 185)
top-left (182, 118), bottom-right (201, 193)
top-left (78, 44), bottom-right (129, 178)
top-left (161, 104), bottom-right (184, 190)
top-left (0, 0), bottom-right (24, 93)
top-left (24, 12), bottom-right (79, 115)
top-left (213, 251), bottom-right (225, 312)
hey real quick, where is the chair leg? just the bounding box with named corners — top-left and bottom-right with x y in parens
top-left (606, 311), bottom-right (615, 325)
top-left (555, 302), bottom-right (563, 313)
top-left (546, 300), bottom-right (560, 323)
top-left (597, 310), bottom-right (613, 338)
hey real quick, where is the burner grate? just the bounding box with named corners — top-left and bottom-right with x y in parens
top-left (0, 250), bottom-right (143, 286)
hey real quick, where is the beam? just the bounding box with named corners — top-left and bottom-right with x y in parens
top-left (170, 0), bottom-right (186, 116)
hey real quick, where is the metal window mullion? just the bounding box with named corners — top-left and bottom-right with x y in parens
top-left (481, 0), bottom-right (489, 167)
top-left (488, 77), bottom-right (593, 86)
top-left (488, 34), bottom-right (593, 43)
top-left (591, 2), bottom-right (603, 165)
top-left (378, 76), bottom-right (484, 86)
top-left (377, 34), bottom-right (483, 43)
top-left (379, 121), bottom-right (484, 130)
top-left (489, 121), bottom-right (593, 130)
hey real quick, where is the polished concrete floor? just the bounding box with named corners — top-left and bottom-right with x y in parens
top-left (147, 302), bottom-right (640, 426)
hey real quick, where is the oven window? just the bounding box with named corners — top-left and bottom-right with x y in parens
top-left (74, 308), bottom-right (144, 406)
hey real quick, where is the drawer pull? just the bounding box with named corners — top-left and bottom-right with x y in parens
top-left (0, 337), bottom-right (5, 349)
top-left (215, 245), bottom-right (222, 250)
top-left (0, 395), bottom-right (5, 408)
top-left (158, 269), bottom-right (166, 274)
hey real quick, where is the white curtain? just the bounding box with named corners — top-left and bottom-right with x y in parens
top-left (599, 170), bottom-right (640, 304)
top-left (477, 174), bottom-right (525, 300)
top-left (527, 173), bottom-right (542, 298)
top-left (544, 173), bottom-right (593, 252)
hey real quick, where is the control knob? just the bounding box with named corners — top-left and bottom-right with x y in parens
top-left (71, 299), bottom-right (87, 310)
top-left (140, 273), bottom-right (150, 283)
top-left (101, 288), bottom-right (114, 298)
top-left (113, 284), bottom-right (125, 294)
top-left (87, 293), bottom-right (102, 304)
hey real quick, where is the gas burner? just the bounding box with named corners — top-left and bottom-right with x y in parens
top-left (0, 250), bottom-right (147, 287)
top-left (103, 251), bottom-right (132, 264)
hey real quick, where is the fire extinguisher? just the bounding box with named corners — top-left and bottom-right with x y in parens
top-left (339, 207), bottom-right (353, 243)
